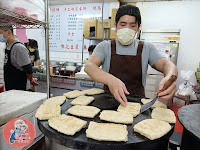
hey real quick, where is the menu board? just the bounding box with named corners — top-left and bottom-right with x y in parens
top-left (49, 3), bottom-right (110, 52)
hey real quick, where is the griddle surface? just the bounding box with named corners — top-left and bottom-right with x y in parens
top-left (38, 93), bottom-right (174, 150)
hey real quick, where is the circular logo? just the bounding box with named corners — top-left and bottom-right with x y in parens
top-left (2, 118), bottom-right (36, 148)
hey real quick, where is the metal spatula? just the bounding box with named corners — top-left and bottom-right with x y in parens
top-left (140, 75), bottom-right (177, 113)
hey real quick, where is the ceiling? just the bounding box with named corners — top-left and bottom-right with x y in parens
top-left (48, 0), bottom-right (195, 5)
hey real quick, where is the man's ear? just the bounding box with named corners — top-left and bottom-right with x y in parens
top-left (115, 22), bottom-right (117, 29)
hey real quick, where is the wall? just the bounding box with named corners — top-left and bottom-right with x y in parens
top-left (26, 2), bottom-right (119, 65)
top-left (137, 1), bottom-right (200, 86)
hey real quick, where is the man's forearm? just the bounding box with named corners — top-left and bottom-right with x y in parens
top-left (154, 58), bottom-right (178, 78)
top-left (26, 73), bottom-right (33, 81)
top-left (163, 61), bottom-right (178, 78)
top-left (85, 61), bottom-right (113, 85)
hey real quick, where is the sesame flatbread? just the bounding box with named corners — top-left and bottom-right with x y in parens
top-left (63, 90), bottom-right (84, 99)
top-left (141, 98), bottom-right (167, 109)
top-left (117, 102), bottom-right (141, 117)
top-left (48, 114), bottom-right (87, 136)
top-left (99, 110), bottom-right (133, 124)
top-left (35, 104), bottom-right (61, 120)
top-left (67, 105), bottom-right (100, 118)
top-left (134, 119), bottom-right (171, 140)
top-left (151, 107), bottom-right (176, 124)
top-left (43, 96), bottom-right (66, 105)
top-left (82, 88), bottom-right (104, 95)
top-left (71, 95), bottom-right (94, 106)
top-left (86, 121), bottom-right (128, 142)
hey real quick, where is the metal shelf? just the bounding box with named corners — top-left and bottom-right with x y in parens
top-left (0, 7), bottom-right (46, 28)
top-left (0, 1), bottom-right (50, 98)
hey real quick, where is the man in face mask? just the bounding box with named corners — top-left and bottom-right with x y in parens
top-left (0, 26), bottom-right (38, 91)
top-left (85, 5), bottom-right (178, 106)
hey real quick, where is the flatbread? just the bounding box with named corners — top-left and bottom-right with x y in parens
top-left (35, 104), bottom-right (61, 120)
top-left (151, 107), bottom-right (176, 124)
top-left (117, 102), bottom-right (141, 117)
top-left (48, 114), bottom-right (87, 136)
top-left (67, 105), bottom-right (100, 118)
top-left (86, 121), bottom-right (128, 142)
top-left (63, 90), bottom-right (84, 99)
top-left (43, 96), bottom-right (66, 105)
top-left (134, 119), bottom-right (171, 140)
top-left (71, 95), bottom-right (94, 106)
top-left (99, 110), bottom-right (133, 124)
top-left (141, 98), bottom-right (167, 109)
top-left (82, 88), bottom-right (104, 95)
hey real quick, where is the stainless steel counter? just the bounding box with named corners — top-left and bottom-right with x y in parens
top-left (34, 74), bottom-right (104, 96)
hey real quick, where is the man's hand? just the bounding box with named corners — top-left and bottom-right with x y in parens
top-left (158, 76), bottom-right (177, 99)
top-left (30, 78), bottom-right (39, 86)
top-left (107, 76), bottom-right (129, 106)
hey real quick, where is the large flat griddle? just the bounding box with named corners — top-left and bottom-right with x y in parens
top-left (38, 93), bottom-right (174, 150)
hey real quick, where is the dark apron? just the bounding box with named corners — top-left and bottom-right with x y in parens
top-left (4, 42), bottom-right (27, 91)
top-left (104, 40), bottom-right (145, 96)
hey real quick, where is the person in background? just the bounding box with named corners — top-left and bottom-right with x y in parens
top-left (26, 39), bottom-right (40, 67)
top-left (84, 45), bottom-right (96, 64)
top-left (85, 5), bottom-right (178, 106)
top-left (0, 26), bottom-right (38, 91)
top-left (88, 45), bottom-right (96, 56)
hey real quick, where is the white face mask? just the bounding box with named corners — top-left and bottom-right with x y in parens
top-left (117, 28), bottom-right (136, 45)
top-left (0, 33), bottom-right (7, 43)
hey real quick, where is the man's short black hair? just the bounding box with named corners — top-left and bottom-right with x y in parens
top-left (115, 5), bottom-right (141, 26)
top-left (88, 45), bottom-right (96, 52)
top-left (28, 39), bottom-right (38, 48)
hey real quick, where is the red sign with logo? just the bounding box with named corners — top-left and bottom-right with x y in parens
top-left (3, 118), bottom-right (36, 148)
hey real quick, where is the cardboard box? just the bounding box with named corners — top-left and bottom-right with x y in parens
top-left (83, 19), bottom-right (97, 38)
top-left (111, 8), bottom-right (118, 20)
top-left (127, 2), bottom-right (136, 6)
top-left (110, 27), bottom-right (117, 39)
top-left (96, 19), bottom-right (111, 38)
top-left (110, 8), bottom-right (118, 27)
top-left (110, 18), bottom-right (116, 28)
top-left (196, 72), bottom-right (200, 78)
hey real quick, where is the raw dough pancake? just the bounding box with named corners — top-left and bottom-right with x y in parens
top-left (134, 119), bottom-right (171, 140)
top-left (71, 95), bottom-right (94, 106)
top-left (48, 114), bottom-right (87, 136)
top-left (117, 102), bottom-right (141, 117)
top-left (99, 110), bottom-right (133, 124)
top-left (141, 98), bottom-right (167, 109)
top-left (86, 121), bottom-right (128, 142)
top-left (35, 104), bottom-right (61, 120)
top-left (43, 96), bottom-right (66, 105)
top-left (82, 88), bottom-right (104, 95)
top-left (63, 90), bottom-right (84, 99)
top-left (151, 107), bottom-right (176, 124)
top-left (67, 105), bottom-right (100, 118)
